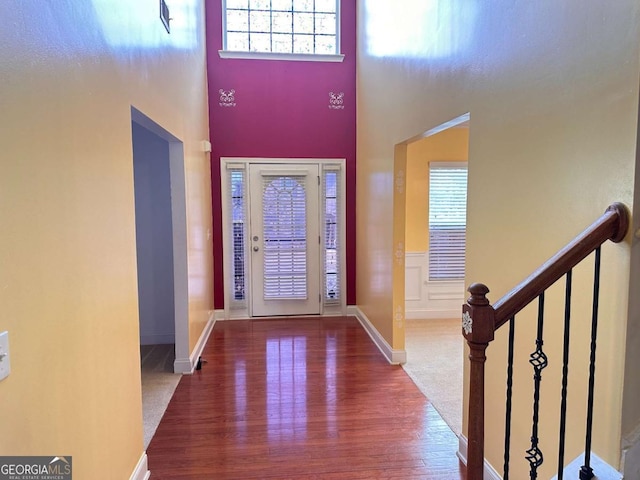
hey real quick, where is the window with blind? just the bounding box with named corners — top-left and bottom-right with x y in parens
top-left (322, 167), bottom-right (340, 304)
top-left (428, 163), bottom-right (468, 281)
top-left (228, 166), bottom-right (248, 306)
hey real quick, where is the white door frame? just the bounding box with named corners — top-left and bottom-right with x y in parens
top-left (220, 157), bottom-right (347, 319)
top-left (131, 106), bottom-right (190, 374)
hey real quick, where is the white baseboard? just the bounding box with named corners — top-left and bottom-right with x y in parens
top-left (457, 435), bottom-right (501, 480)
top-left (173, 356), bottom-right (193, 373)
top-left (219, 314), bottom-right (251, 320)
top-left (188, 312), bottom-right (216, 372)
top-left (352, 306), bottom-right (406, 364)
top-left (405, 308), bottom-right (460, 320)
top-left (216, 308), bottom-right (254, 320)
top-left (129, 452), bottom-right (150, 480)
top-left (216, 307), bottom-right (357, 321)
top-left (174, 312), bottom-right (216, 374)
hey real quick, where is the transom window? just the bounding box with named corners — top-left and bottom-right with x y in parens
top-left (223, 0), bottom-right (339, 55)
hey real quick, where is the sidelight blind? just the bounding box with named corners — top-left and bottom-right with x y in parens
top-left (227, 165), bottom-right (247, 306)
top-left (322, 167), bottom-right (341, 304)
top-left (428, 163), bottom-right (468, 281)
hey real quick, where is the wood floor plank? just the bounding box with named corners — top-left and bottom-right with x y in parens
top-left (147, 317), bottom-right (467, 479)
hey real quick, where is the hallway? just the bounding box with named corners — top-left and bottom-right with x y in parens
top-left (147, 316), bottom-right (466, 479)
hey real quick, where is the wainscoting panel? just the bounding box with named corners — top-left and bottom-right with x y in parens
top-left (405, 251), bottom-right (464, 319)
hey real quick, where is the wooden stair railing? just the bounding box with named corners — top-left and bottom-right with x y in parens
top-left (462, 202), bottom-right (629, 480)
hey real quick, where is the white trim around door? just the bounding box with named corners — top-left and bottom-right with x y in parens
top-left (220, 158), bottom-right (347, 319)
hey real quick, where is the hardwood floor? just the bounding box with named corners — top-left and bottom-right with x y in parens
top-left (147, 316), bottom-right (467, 479)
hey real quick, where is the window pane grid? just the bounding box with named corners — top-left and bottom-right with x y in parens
top-left (225, 1), bottom-right (337, 54)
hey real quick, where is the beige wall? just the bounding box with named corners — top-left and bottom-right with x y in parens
top-left (0, 1), bottom-right (213, 478)
top-left (357, 1), bottom-right (639, 476)
top-left (405, 128), bottom-right (469, 252)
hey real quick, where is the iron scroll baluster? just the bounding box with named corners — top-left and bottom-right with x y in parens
top-left (526, 293), bottom-right (548, 479)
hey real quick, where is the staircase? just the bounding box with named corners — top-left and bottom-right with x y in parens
top-left (463, 203), bottom-right (629, 479)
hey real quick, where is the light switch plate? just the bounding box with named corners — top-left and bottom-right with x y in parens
top-left (0, 331), bottom-right (10, 381)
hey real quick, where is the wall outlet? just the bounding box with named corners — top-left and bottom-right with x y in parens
top-left (0, 331), bottom-right (10, 381)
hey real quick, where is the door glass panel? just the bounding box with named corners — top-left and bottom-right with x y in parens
top-left (262, 175), bottom-right (308, 299)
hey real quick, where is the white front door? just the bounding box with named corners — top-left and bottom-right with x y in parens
top-left (249, 164), bottom-right (321, 316)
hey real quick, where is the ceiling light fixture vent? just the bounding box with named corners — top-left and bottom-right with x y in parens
top-left (160, 0), bottom-right (170, 34)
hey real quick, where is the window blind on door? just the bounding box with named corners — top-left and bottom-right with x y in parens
top-left (262, 175), bottom-right (308, 299)
top-left (428, 163), bottom-right (468, 281)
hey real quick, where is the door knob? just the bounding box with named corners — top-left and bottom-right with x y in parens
top-left (253, 236), bottom-right (259, 242)
top-left (253, 246), bottom-right (259, 252)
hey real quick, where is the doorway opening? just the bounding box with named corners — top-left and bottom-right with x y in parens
top-left (220, 158), bottom-right (346, 319)
top-left (131, 107), bottom-right (190, 446)
top-left (395, 113), bottom-right (470, 435)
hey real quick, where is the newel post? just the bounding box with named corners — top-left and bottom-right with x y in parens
top-left (463, 283), bottom-right (496, 480)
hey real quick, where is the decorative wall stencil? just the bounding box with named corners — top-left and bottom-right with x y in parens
top-left (329, 92), bottom-right (345, 109)
top-left (394, 305), bottom-right (405, 330)
top-left (462, 311), bottom-right (473, 334)
top-left (219, 89), bottom-right (236, 107)
top-left (395, 242), bottom-right (405, 266)
top-left (395, 169), bottom-right (405, 194)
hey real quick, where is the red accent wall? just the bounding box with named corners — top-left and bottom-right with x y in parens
top-left (205, 0), bottom-right (357, 309)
